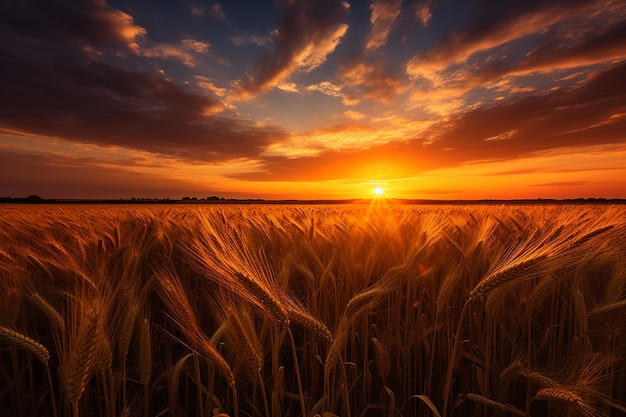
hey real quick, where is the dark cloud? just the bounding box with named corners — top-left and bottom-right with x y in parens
top-left (462, 11), bottom-right (626, 85)
top-left (0, 0), bottom-right (288, 163)
top-left (232, 0), bottom-right (349, 99)
top-left (233, 61), bottom-right (626, 181)
top-left (0, 49), bottom-right (285, 161)
top-left (406, 0), bottom-right (617, 78)
top-left (0, 0), bottom-right (145, 52)
top-left (0, 150), bottom-right (215, 199)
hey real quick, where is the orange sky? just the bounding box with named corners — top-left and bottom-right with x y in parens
top-left (1, 0), bottom-right (625, 200)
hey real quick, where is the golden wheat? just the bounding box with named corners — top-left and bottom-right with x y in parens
top-left (470, 254), bottom-right (548, 301)
top-left (0, 204), bottom-right (624, 417)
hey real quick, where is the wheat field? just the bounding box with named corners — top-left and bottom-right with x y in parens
top-left (0, 204), bottom-right (624, 417)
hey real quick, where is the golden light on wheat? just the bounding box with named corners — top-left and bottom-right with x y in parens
top-left (0, 204), bottom-right (625, 417)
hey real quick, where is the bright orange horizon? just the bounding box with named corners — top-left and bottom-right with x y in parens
top-left (1, 1), bottom-right (625, 200)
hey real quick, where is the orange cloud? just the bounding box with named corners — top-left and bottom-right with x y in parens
top-left (415, 2), bottom-right (432, 27)
top-left (234, 62), bottom-right (626, 182)
top-left (339, 59), bottom-right (405, 103)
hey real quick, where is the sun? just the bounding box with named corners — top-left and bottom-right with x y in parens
top-left (373, 186), bottom-right (384, 196)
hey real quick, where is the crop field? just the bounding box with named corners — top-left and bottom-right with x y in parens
top-left (0, 204), bottom-right (625, 417)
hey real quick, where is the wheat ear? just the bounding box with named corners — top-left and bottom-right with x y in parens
top-left (371, 337), bottom-right (390, 382)
top-left (139, 318), bottom-right (152, 386)
top-left (233, 272), bottom-right (289, 326)
top-left (29, 292), bottom-right (65, 333)
top-left (288, 308), bottom-right (332, 342)
top-left (0, 325), bottom-right (50, 363)
top-left (324, 317), bottom-right (349, 383)
top-left (65, 306), bottom-right (100, 405)
top-left (534, 387), bottom-right (584, 405)
top-left (470, 255), bottom-right (547, 300)
top-left (227, 311), bottom-right (263, 378)
top-left (589, 300), bottom-right (626, 321)
top-left (463, 393), bottom-right (526, 416)
top-left (118, 304), bottom-right (138, 358)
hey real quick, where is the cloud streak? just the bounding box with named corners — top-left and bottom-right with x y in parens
top-left (232, 0), bottom-right (349, 99)
top-left (406, 0), bottom-right (620, 82)
top-left (366, 0), bottom-right (402, 51)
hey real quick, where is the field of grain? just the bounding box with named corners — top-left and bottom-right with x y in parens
top-left (0, 204), bottom-right (625, 417)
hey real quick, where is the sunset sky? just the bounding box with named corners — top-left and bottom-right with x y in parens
top-left (1, 0), bottom-right (625, 200)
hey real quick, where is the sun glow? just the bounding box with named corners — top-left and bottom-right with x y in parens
top-left (373, 186), bottom-right (384, 196)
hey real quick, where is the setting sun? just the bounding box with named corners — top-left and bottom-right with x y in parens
top-left (373, 186), bottom-right (384, 196)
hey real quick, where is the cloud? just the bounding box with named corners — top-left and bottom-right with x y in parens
top-left (306, 81), bottom-right (343, 97)
top-left (232, 61), bottom-right (626, 181)
top-left (339, 59), bottom-right (405, 103)
top-left (194, 76), bottom-right (227, 97)
top-left (0, 40), bottom-right (287, 164)
top-left (403, 0), bottom-right (626, 119)
top-left (465, 19), bottom-right (626, 84)
top-left (231, 35), bottom-right (271, 47)
top-left (231, 0), bottom-right (349, 100)
top-left (305, 80), bottom-right (360, 105)
top-left (531, 181), bottom-right (589, 188)
top-left (210, 3), bottom-right (227, 21)
top-left (366, 0), bottom-right (402, 51)
top-left (0, 0), bottom-right (146, 53)
top-left (415, 2), bottom-right (432, 27)
top-left (142, 38), bottom-right (210, 67)
top-left (343, 111), bottom-right (366, 120)
top-left (0, 0), bottom-right (294, 164)
top-left (406, 0), bottom-right (610, 80)
top-left (277, 82), bottom-right (299, 93)
top-left (142, 43), bottom-right (196, 67)
top-left (0, 149), bottom-right (221, 199)
top-left (181, 38), bottom-right (210, 54)
top-left (189, 5), bottom-right (205, 17)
